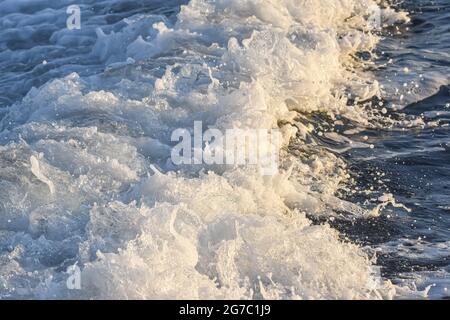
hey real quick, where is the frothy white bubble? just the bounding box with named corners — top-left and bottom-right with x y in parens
top-left (0, 0), bottom-right (417, 299)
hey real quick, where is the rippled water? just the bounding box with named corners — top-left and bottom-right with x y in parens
top-left (336, 0), bottom-right (450, 298)
top-left (0, 0), bottom-right (449, 299)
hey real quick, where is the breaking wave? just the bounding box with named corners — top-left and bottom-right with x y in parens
top-left (0, 0), bottom-right (421, 299)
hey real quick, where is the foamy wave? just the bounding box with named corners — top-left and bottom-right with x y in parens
top-left (0, 0), bottom-right (413, 299)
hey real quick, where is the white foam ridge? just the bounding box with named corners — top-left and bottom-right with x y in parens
top-left (0, 0), bottom-right (416, 299)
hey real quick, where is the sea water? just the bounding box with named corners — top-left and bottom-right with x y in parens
top-left (0, 0), bottom-right (448, 299)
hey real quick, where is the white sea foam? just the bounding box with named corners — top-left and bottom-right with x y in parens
top-left (0, 0), bottom-right (416, 299)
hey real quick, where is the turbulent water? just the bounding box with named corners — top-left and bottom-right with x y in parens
top-left (0, 0), bottom-right (448, 299)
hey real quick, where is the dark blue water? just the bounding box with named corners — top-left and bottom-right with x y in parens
top-left (338, 0), bottom-right (450, 297)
